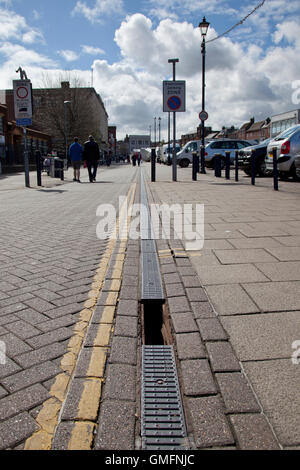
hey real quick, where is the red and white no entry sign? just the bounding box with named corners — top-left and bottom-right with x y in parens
top-left (16, 86), bottom-right (29, 99)
top-left (13, 79), bottom-right (33, 120)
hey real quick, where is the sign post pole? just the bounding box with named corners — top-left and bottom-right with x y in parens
top-left (23, 126), bottom-right (30, 187)
top-left (13, 68), bottom-right (33, 188)
top-left (164, 59), bottom-right (186, 182)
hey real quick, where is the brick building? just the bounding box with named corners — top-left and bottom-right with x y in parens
top-left (0, 103), bottom-right (51, 173)
top-left (5, 81), bottom-right (108, 156)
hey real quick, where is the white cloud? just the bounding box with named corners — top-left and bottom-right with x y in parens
top-left (72, 0), bottom-right (124, 23)
top-left (90, 13), bottom-right (300, 139)
top-left (1, 5), bottom-right (300, 142)
top-left (57, 49), bottom-right (80, 62)
top-left (81, 45), bottom-right (105, 55)
top-left (0, 6), bottom-right (44, 44)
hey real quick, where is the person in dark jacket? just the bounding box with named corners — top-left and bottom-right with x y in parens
top-left (83, 135), bottom-right (100, 182)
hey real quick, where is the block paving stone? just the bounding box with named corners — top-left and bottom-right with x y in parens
top-left (181, 359), bottom-right (217, 396)
top-left (0, 412), bottom-right (39, 450)
top-left (230, 414), bottom-right (280, 450)
top-left (216, 372), bottom-right (260, 413)
top-left (94, 400), bottom-right (136, 450)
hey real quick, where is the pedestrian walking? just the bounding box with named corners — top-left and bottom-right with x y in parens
top-left (106, 151), bottom-right (112, 167)
top-left (132, 153), bottom-right (137, 166)
top-left (83, 135), bottom-right (100, 182)
top-left (69, 137), bottom-right (83, 182)
top-left (137, 153), bottom-right (141, 166)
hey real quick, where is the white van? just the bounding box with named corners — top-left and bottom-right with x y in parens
top-left (176, 141), bottom-right (202, 168)
top-left (161, 143), bottom-right (181, 164)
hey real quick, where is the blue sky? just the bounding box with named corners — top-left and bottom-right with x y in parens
top-left (1, 0), bottom-right (300, 139)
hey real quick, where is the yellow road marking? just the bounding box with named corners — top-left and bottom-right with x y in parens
top-left (67, 422), bottom-right (95, 450)
top-left (25, 182), bottom-right (136, 450)
top-left (77, 379), bottom-right (102, 421)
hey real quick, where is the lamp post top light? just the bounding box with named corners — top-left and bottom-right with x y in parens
top-left (199, 17), bottom-right (210, 37)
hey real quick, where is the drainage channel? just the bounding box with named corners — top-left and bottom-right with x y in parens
top-left (140, 171), bottom-right (188, 450)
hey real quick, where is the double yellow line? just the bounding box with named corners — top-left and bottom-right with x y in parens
top-left (25, 183), bottom-right (136, 450)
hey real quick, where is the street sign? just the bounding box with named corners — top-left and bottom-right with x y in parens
top-left (163, 81), bottom-right (186, 112)
top-left (199, 110), bottom-right (208, 121)
top-left (16, 118), bottom-right (32, 127)
top-left (13, 80), bottom-right (33, 120)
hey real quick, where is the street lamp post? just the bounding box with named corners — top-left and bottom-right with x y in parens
top-left (158, 117), bottom-right (161, 146)
top-left (154, 117), bottom-right (156, 147)
top-left (149, 125), bottom-right (152, 145)
top-left (64, 100), bottom-right (71, 165)
top-left (199, 17), bottom-right (210, 174)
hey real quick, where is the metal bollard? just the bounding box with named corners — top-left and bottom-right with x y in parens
top-left (251, 149), bottom-right (256, 186)
top-left (225, 151), bottom-right (230, 180)
top-left (214, 153), bottom-right (222, 177)
top-left (273, 147), bottom-right (278, 191)
top-left (192, 152), bottom-right (197, 181)
top-left (60, 159), bottom-right (64, 181)
top-left (35, 150), bottom-right (42, 186)
top-left (235, 150), bottom-right (239, 182)
top-left (151, 148), bottom-right (156, 182)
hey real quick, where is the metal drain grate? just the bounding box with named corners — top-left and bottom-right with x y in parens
top-left (140, 173), bottom-right (165, 303)
top-left (141, 252), bottom-right (164, 301)
top-left (141, 345), bottom-right (187, 450)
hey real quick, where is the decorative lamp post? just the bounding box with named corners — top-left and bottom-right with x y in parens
top-left (154, 117), bottom-right (157, 147)
top-left (199, 16), bottom-right (210, 174)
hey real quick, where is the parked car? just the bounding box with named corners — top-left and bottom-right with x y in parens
top-left (176, 140), bottom-right (201, 167)
top-left (176, 139), bottom-right (252, 169)
top-left (265, 125), bottom-right (300, 181)
top-left (161, 143), bottom-right (181, 164)
top-left (204, 139), bottom-right (253, 168)
top-left (294, 154), bottom-right (300, 179)
top-left (238, 138), bottom-right (272, 176)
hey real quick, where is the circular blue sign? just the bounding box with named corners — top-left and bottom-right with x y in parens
top-left (167, 95), bottom-right (182, 111)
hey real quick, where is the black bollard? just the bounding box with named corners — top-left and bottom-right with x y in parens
top-left (214, 153), bottom-right (222, 177)
top-left (235, 150), bottom-right (239, 182)
top-left (60, 159), bottom-right (64, 181)
top-left (225, 151), bottom-right (231, 180)
top-left (151, 148), bottom-right (156, 182)
top-left (251, 150), bottom-right (256, 186)
top-left (273, 147), bottom-right (278, 191)
top-left (35, 150), bottom-right (42, 186)
top-left (192, 152), bottom-right (197, 181)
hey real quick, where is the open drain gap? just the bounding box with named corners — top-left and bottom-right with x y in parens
top-left (142, 301), bottom-right (164, 346)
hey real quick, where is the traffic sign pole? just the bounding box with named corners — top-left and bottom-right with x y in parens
top-left (14, 70), bottom-right (32, 188)
top-left (168, 59), bottom-right (179, 182)
top-left (23, 126), bottom-right (30, 188)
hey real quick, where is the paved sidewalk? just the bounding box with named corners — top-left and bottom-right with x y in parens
top-left (145, 164), bottom-right (300, 449)
top-left (0, 164), bottom-right (137, 450)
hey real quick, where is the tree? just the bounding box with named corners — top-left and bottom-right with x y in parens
top-left (32, 72), bottom-right (107, 154)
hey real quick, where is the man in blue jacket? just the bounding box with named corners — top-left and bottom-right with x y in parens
top-left (69, 137), bottom-right (83, 182)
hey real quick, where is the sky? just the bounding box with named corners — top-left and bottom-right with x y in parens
top-left (1, 0), bottom-right (300, 141)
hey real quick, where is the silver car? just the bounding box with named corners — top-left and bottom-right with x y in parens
top-left (295, 154), bottom-right (300, 178)
top-left (265, 125), bottom-right (300, 181)
top-left (204, 139), bottom-right (253, 168)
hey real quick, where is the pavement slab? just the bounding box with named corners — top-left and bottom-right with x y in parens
top-left (244, 359), bottom-right (300, 447)
top-left (221, 311), bottom-right (300, 361)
